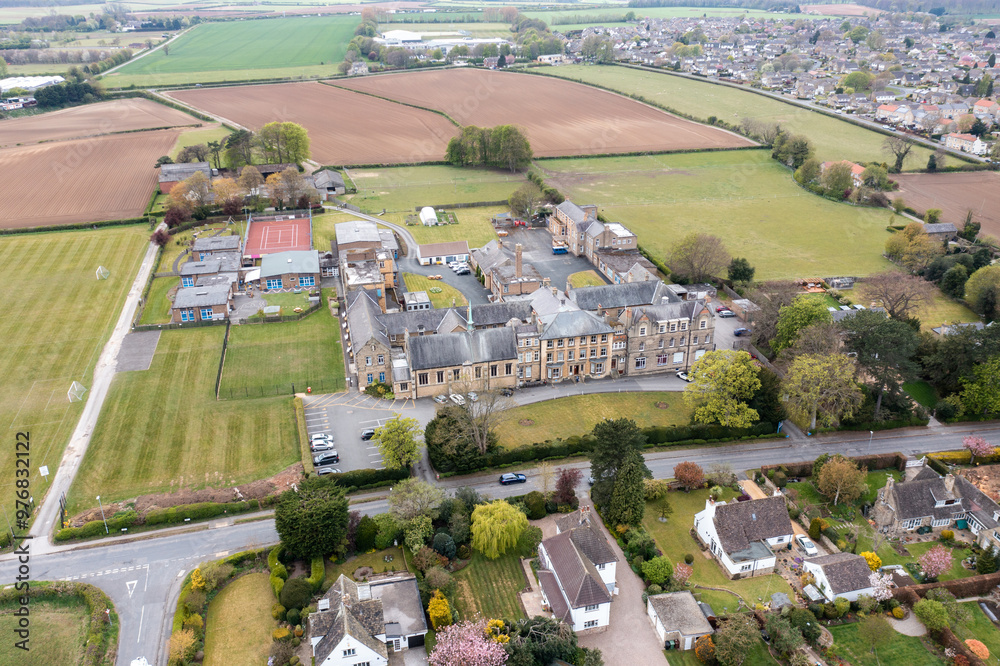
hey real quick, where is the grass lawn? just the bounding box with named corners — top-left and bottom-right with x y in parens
top-left (912, 291), bottom-right (981, 330)
top-left (397, 206), bottom-right (504, 249)
top-left (139, 276), bottom-right (178, 325)
top-left (906, 541), bottom-right (975, 581)
top-left (403, 273), bottom-right (468, 309)
top-left (0, 226), bottom-right (148, 525)
top-left (347, 165), bottom-right (522, 213)
top-left (539, 151), bottom-right (894, 280)
top-left (541, 65), bottom-right (935, 167)
top-left (666, 641), bottom-right (779, 665)
top-left (324, 547), bottom-right (409, 583)
top-left (0, 597), bottom-right (89, 664)
top-left (203, 573), bottom-right (274, 666)
top-left (496, 392), bottom-right (689, 449)
top-left (828, 622), bottom-right (945, 666)
top-left (904, 380), bottom-right (938, 409)
top-left (567, 270), bottom-right (607, 288)
top-left (312, 210), bottom-right (364, 252)
top-left (453, 550), bottom-right (527, 622)
top-left (67, 327), bottom-right (299, 515)
top-left (955, 601), bottom-right (1000, 659)
top-left (642, 489), bottom-right (794, 614)
top-left (220, 310), bottom-right (346, 398)
top-left (170, 125), bottom-right (231, 160)
top-left (262, 291), bottom-right (313, 314)
top-left (107, 16), bottom-right (357, 87)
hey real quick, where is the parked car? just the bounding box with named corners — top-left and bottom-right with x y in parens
top-left (734, 327), bottom-right (750, 337)
top-left (676, 371), bottom-right (693, 382)
top-left (449, 393), bottom-right (466, 406)
top-left (433, 394), bottom-right (449, 404)
top-left (467, 391), bottom-right (479, 402)
top-left (796, 534), bottom-right (819, 557)
top-left (499, 473), bottom-right (527, 485)
top-left (454, 268), bottom-right (470, 276)
top-left (310, 440), bottom-right (336, 453)
top-left (718, 310), bottom-right (737, 318)
top-left (316, 467), bottom-right (342, 476)
top-left (498, 388), bottom-right (514, 397)
top-left (360, 428), bottom-right (376, 441)
top-left (310, 433), bottom-right (333, 444)
top-left (313, 451), bottom-right (340, 466)
top-left (715, 305), bottom-right (730, 312)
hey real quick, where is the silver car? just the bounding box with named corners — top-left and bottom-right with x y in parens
top-left (796, 534), bottom-right (819, 557)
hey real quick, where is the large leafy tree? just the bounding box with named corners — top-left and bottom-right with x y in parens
top-left (503, 616), bottom-right (581, 666)
top-left (471, 500), bottom-right (527, 559)
top-left (961, 356), bottom-right (1000, 418)
top-left (842, 310), bottom-right (919, 418)
top-left (784, 354), bottom-right (863, 430)
top-left (667, 232), bottom-right (731, 283)
top-left (965, 265), bottom-right (1000, 321)
top-left (860, 270), bottom-right (933, 321)
top-left (274, 478), bottom-right (349, 559)
top-left (683, 350), bottom-right (761, 427)
top-left (747, 367), bottom-right (787, 425)
top-left (606, 448), bottom-right (647, 527)
top-left (774, 297), bottom-right (833, 352)
top-left (817, 455), bottom-right (867, 505)
top-left (590, 418), bottom-right (647, 509)
top-left (388, 478), bottom-right (446, 522)
top-left (714, 614), bottom-right (760, 666)
top-left (373, 415), bottom-right (422, 469)
top-left (921, 325), bottom-right (1000, 395)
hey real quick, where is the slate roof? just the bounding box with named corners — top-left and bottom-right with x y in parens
top-left (336, 220), bottom-right (382, 246)
top-left (648, 592), bottom-right (713, 637)
top-left (173, 281), bottom-right (232, 309)
top-left (569, 280), bottom-right (678, 311)
top-left (556, 200), bottom-right (589, 224)
top-left (471, 240), bottom-right (513, 274)
top-left (159, 161), bottom-right (211, 183)
top-left (180, 259), bottom-right (222, 276)
top-left (712, 496), bottom-right (793, 555)
top-left (418, 241), bottom-right (470, 258)
top-left (806, 553), bottom-right (873, 596)
top-left (594, 250), bottom-right (656, 276)
top-left (346, 290), bottom-right (390, 348)
top-left (540, 530), bottom-right (612, 609)
top-left (540, 310), bottom-right (612, 340)
top-left (518, 287), bottom-right (580, 318)
top-left (192, 235), bottom-right (240, 253)
top-left (494, 261), bottom-right (543, 284)
top-left (882, 471), bottom-right (1000, 530)
top-left (260, 250), bottom-right (320, 278)
top-left (407, 327), bottom-right (517, 370)
top-left (470, 301), bottom-right (533, 327)
top-left (923, 222), bottom-right (959, 235)
top-left (632, 300), bottom-right (708, 324)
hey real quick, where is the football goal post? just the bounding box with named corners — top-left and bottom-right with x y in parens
top-left (96, 266), bottom-right (110, 280)
top-left (67, 381), bottom-right (88, 403)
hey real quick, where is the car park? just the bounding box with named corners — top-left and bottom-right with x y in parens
top-left (734, 327), bottom-right (750, 337)
top-left (499, 473), bottom-right (527, 485)
top-left (433, 394), bottom-right (449, 404)
top-left (467, 391), bottom-right (479, 402)
top-left (313, 451), bottom-right (340, 466)
top-left (449, 393), bottom-right (465, 406)
top-left (796, 534), bottom-right (819, 556)
top-left (360, 428), bottom-right (376, 441)
top-left (718, 310), bottom-right (736, 318)
top-left (676, 371), bottom-right (692, 382)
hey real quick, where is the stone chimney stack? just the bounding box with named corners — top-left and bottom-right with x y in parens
top-left (542, 277), bottom-right (551, 288)
top-left (515, 243), bottom-right (523, 279)
top-left (944, 473), bottom-right (955, 495)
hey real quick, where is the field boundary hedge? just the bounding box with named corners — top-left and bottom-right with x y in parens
top-left (0, 581), bottom-right (119, 666)
top-left (320, 79), bottom-right (461, 127)
top-left (293, 396), bottom-right (314, 476)
top-left (0, 217), bottom-right (148, 236)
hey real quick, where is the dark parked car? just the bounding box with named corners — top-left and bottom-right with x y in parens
top-left (499, 388), bottom-right (514, 397)
top-left (499, 473), bottom-right (527, 485)
top-left (360, 428), bottom-right (376, 441)
top-left (313, 451), bottom-right (340, 466)
top-left (734, 327), bottom-right (750, 336)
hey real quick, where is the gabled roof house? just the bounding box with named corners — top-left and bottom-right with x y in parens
top-left (694, 495), bottom-right (793, 578)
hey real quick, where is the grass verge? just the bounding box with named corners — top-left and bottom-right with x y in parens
top-left (0, 597), bottom-right (88, 664)
top-left (139, 276), bottom-right (178, 325)
top-left (567, 270), bottom-right (607, 288)
top-left (403, 273), bottom-right (468, 309)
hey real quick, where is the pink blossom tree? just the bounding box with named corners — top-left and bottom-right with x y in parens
top-left (964, 436), bottom-right (995, 464)
top-left (429, 620), bottom-right (508, 666)
top-left (868, 571), bottom-right (894, 601)
top-left (673, 563), bottom-right (693, 587)
top-left (919, 544), bottom-right (953, 581)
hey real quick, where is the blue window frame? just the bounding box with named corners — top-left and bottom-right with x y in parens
top-left (367, 373), bottom-right (373, 384)
top-left (200, 308), bottom-right (214, 320)
top-left (180, 309), bottom-right (195, 322)
top-left (266, 279), bottom-right (282, 290)
top-left (199, 253), bottom-right (208, 261)
top-left (299, 276), bottom-right (315, 287)
top-left (379, 372), bottom-right (385, 383)
top-left (181, 276), bottom-right (194, 287)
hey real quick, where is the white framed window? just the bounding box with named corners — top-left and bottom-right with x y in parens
top-left (299, 276), bottom-right (315, 287)
top-left (639, 326), bottom-right (646, 336)
top-left (693, 336), bottom-right (698, 345)
top-left (525, 367), bottom-right (532, 378)
top-left (592, 362), bottom-right (603, 374)
top-left (695, 349), bottom-right (706, 361)
top-left (365, 356), bottom-right (372, 366)
top-left (613, 341), bottom-right (626, 350)
top-left (534, 351), bottom-right (540, 361)
top-left (597, 563), bottom-right (606, 570)
top-left (932, 518), bottom-right (951, 527)
top-left (343, 648), bottom-right (356, 657)
top-left (377, 354), bottom-right (384, 365)
top-left (902, 518), bottom-right (923, 530)
top-left (635, 357), bottom-right (646, 369)
top-left (584, 620), bottom-right (599, 629)
top-left (740, 564), bottom-right (752, 572)
top-left (585, 604), bottom-right (599, 612)
top-left (700, 319), bottom-right (707, 329)
top-left (657, 354), bottom-right (669, 366)
top-left (200, 307), bottom-right (214, 320)
top-left (659, 324), bottom-right (666, 333)
top-left (639, 342), bottom-right (645, 351)
top-left (673, 352), bottom-right (684, 364)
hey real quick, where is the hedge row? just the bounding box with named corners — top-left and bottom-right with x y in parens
top-left (306, 556), bottom-right (325, 593)
top-left (838, 414), bottom-right (929, 431)
top-left (0, 217), bottom-right (147, 236)
top-left (54, 510), bottom-right (139, 541)
top-left (895, 570), bottom-right (1000, 601)
top-left (0, 581), bottom-right (118, 666)
top-left (760, 452), bottom-right (907, 479)
top-left (294, 397), bottom-right (314, 476)
top-left (269, 545), bottom-right (288, 598)
top-left (929, 450), bottom-right (1000, 466)
top-left (324, 466), bottom-right (410, 491)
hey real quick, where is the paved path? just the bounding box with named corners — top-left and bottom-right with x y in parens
top-left (888, 611), bottom-right (927, 636)
top-left (30, 225), bottom-right (164, 554)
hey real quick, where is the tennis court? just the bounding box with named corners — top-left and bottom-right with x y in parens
top-left (243, 214), bottom-right (312, 259)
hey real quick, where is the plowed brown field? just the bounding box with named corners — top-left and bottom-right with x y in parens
top-left (0, 98), bottom-right (199, 148)
top-left (894, 171), bottom-right (1000, 240)
top-left (335, 68), bottom-right (754, 157)
top-left (0, 129), bottom-right (181, 228)
top-left (168, 82), bottom-right (459, 164)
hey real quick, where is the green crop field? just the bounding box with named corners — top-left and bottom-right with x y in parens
top-left (0, 226), bottom-right (148, 530)
top-left (170, 126), bottom-right (232, 160)
top-left (67, 327), bottom-right (299, 515)
top-left (539, 65), bottom-right (935, 167)
top-left (219, 311), bottom-right (346, 399)
top-left (108, 16), bottom-right (357, 87)
top-left (539, 150), bottom-right (894, 279)
top-left (0, 597), bottom-right (89, 664)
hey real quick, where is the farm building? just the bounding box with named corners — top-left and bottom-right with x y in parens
top-left (171, 275), bottom-right (235, 323)
top-left (312, 169), bottom-right (347, 200)
top-left (419, 207), bottom-right (438, 226)
top-left (0, 75), bottom-right (63, 93)
top-left (256, 250), bottom-right (320, 292)
top-left (415, 241), bottom-right (470, 266)
top-left (159, 162), bottom-right (212, 194)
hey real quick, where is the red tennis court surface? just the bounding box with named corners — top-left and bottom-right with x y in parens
top-left (244, 216), bottom-right (312, 258)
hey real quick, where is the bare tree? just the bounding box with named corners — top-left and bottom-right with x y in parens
top-left (883, 135), bottom-right (914, 172)
top-left (859, 270), bottom-right (934, 320)
top-left (777, 321), bottom-right (842, 367)
top-left (748, 280), bottom-right (800, 351)
top-left (667, 232), bottom-right (731, 283)
top-left (440, 389), bottom-right (517, 455)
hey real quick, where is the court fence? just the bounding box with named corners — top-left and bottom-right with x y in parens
top-left (217, 377), bottom-right (347, 401)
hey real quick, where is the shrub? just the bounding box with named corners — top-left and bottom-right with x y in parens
top-left (433, 533), bottom-right (456, 560)
top-left (286, 608), bottom-right (301, 626)
top-left (272, 603), bottom-right (286, 620)
top-left (523, 491), bottom-right (547, 520)
top-left (182, 613), bottom-right (204, 637)
top-left (940, 529), bottom-right (955, 542)
top-left (427, 590), bottom-right (453, 631)
top-left (355, 515), bottom-right (377, 552)
top-left (914, 598), bottom-right (949, 631)
top-left (789, 507), bottom-right (801, 520)
top-left (641, 556), bottom-right (673, 586)
top-left (272, 627), bottom-right (291, 641)
top-left (808, 518), bottom-right (824, 540)
top-left (861, 551), bottom-right (881, 571)
top-left (892, 606), bottom-right (905, 619)
top-left (457, 544), bottom-right (471, 559)
top-left (516, 525), bottom-right (543, 558)
top-left (644, 478), bottom-right (670, 501)
top-left (414, 546), bottom-right (441, 573)
top-left (279, 578), bottom-right (314, 611)
top-left (834, 596), bottom-right (850, 617)
top-left (694, 634), bottom-right (716, 663)
top-left (965, 639), bottom-right (990, 660)
top-left (647, 584), bottom-right (663, 595)
top-left (684, 553), bottom-right (695, 565)
top-left (774, 471), bottom-right (787, 488)
top-left (824, 602), bottom-right (839, 619)
top-left (306, 556), bottom-right (325, 593)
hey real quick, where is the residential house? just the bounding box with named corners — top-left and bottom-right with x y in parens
top-left (802, 553), bottom-right (876, 602)
top-left (646, 591), bottom-right (714, 650)
top-left (158, 161), bottom-right (211, 194)
top-left (820, 160), bottom-right (866, 188)
top-left (310, 573), bottom-right (428, 666)
top-left (415, 241), bottom-right (470, 266)
top-left (406, 324), bottom-right (518, 398)
top-left (974, 98), bottom-right (1000, 116)
top-left (192, 235), bottom-right (241, 261)
top-left (171, 275), bottom-right (234, 323)
top-left (540, 310), bottom-right (614, 382)
top-left (923, 222), bottom-right (959, 242)
top-left (945, 132), bottom-right (988, 155)
top-left (537, 510), bottom-right (616, 633)
top-left (621, 299), bottom-right (715, 375)
top-left (694, 495), bottom-right (794, 578)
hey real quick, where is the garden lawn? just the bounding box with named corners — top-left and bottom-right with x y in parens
top-left (0, 226), bottom-right (148, 527)
top-left (905, 541), bottom-right (974, 581)
top-left (828, 622), bottom-right (945, 666)
top-left (667, 643), bottom-right (778, 665)
top-left (311, 210), bottom-right (366, 251)
top-left (403, 273), bottom-right (468, 309)
top-left (567, 270), bottom-right (607, 288)
top-left (539, 151), bottom-right (894, 280)
top-left (0, 598), bottom-right (89, 665)
top-left (541, 65), bottom-right (935, 167)
top-left (67, 327), bottom-right (299, 515)
top-left (262, 291), bottom-right (313, 313)
top-left (955, 601), bottom-right (1000, 659)
top-left (642, 489), bottom-right (794, 613)
top-left (398, 206), bottom-right (504, 249)
top-left (170, 125), bottom-right (231, 161)
top-left (139, 276), bottom-right (178, 325)
top-left (496, 392), bottom-right (689, 449)
top-left (903, 380), bottom-right (938, 409)
top-left (453, 550), bottom-right (527, 622)
top-left (913, 291), bottom-right (980, 330)
top-left (220, 310), bottom-right (345, 399)
top-left (203, 573), bottom-right (274, 666)
top-left (323, 547), bottom-right (409, 583)
top-left (108, 16), bottom-right (357, 87)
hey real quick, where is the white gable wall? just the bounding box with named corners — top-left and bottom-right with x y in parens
top-left (317, 635), bottom-right (387, 666)
top-left (694, 500), bottom-right (785, 577)
top-left (802, 561), bottom-right (874, 603)
top-left (646, 602), bottom-right (709, 650)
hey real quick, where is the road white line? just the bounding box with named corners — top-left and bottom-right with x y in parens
top-left (137, 606), bottom-right (144, 643)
